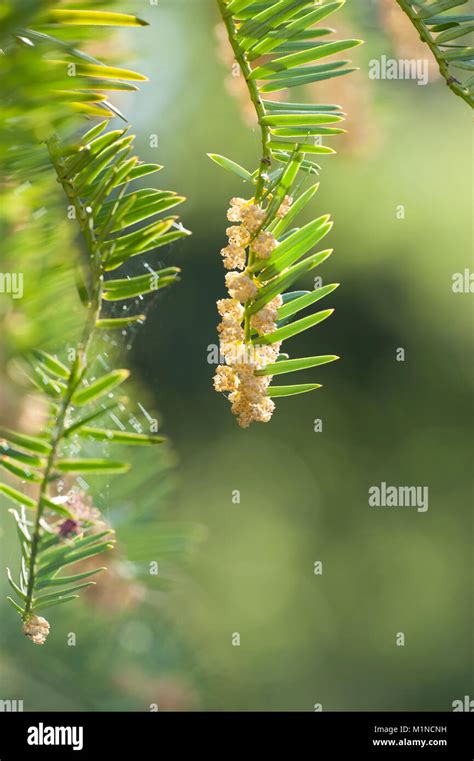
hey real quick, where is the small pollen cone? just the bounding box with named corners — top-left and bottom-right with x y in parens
top-left (22, 615), bottom-right (50, 645)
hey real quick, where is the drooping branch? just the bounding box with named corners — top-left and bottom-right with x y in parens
top-left (211, 1), bottom-right (361, 427)
top-left (396, 0), bottom-right (473, 108)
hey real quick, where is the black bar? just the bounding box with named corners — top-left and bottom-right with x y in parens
top-left (0, 711), bottom-right (472, 759)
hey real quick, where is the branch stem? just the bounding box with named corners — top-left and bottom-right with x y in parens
top-left (217, 0), bottom-right (271, 341)
top-left (22, 143), bottom-right (103, 620)
top-left (217, 0), bottom-right (271, 200)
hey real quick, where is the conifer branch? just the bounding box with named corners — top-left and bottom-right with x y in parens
top-left (396, 0), bottom-right (474, 107)
top-left (210, 0), bottom-right (362, 427)
top-left (1, 3), bottom-right (190, 644)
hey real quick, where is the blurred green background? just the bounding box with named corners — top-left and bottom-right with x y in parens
top-left (0, 0), bottom-right (472, 711)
